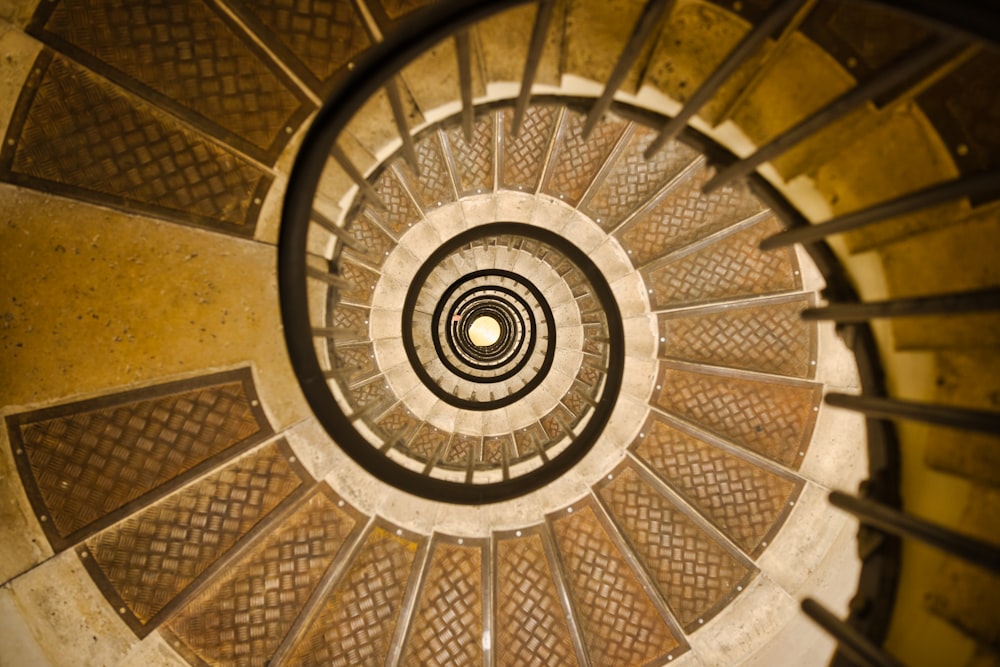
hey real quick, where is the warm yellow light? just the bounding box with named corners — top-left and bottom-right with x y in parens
top-left (468, 315), bottom-right (501, 347)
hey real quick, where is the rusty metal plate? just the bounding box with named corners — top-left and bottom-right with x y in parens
top-left (78, 439), bottom-right (311, 636)
top-left (6, 367), bottom-right (272, 551)
top-left (0, 52), bottom-right (272, 237)
top-left (27, 0), bottom-right (315, 163)
top-left (631, 412), bottom-right (802, 557)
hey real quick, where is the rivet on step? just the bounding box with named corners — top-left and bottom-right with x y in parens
top-left (515, 530), bottom-right (522, 537)
top-left (458, 538), bottom-right (464, 544)
top-left (80, 550), bottom-right (88, 559)
top-left (347, 62), bottom-right (355, 70)
top-left (737, 585), bottom-right (743, 591)
top-left (289, 456), bottom-right (296, 463)
top-left (811, 360), bottom-right (816, 365)
top-left (119, 607), bottom-right (126, 614)
top-left (956, 144), bottom-right (969, 156)
top-left (251, 400), bottom-right (260, 406)
top-left (40, 515), bottom-right (47, 522)
top-left (698, 618), bottom-right (704, 625)
top-left (567, 507), bottom-right (573, 513)
top-left (847, 56), bottom-right (858, 68)
top-left (762, 541), bottom-right (768, 546)
top-left (396, 529), bottom-right (402, 536)
top-left (253, 197), bottom-right (261, 205)
top-left (285, 126), bottom-right (293, 134)
top-left (6, 139), bottom-right (14, 146)
top-left (338, 500), bottom-right (344, 507)
top-left (15, 448), bottom-right (22, 455)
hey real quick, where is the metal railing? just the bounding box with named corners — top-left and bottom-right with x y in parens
top-left (279, 0), bottom-right (1000, 662)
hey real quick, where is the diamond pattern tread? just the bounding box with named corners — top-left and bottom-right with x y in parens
top-left (225, 0), bottom-right (373, 95)
top-left (501, 106), bottom-right (559, 192)
top-left (28, 0), bottom-right (314, 162)
top-left (366, 167), bottom-right (424, 237)
top-left (494, 528), bottom-right (581, 667)
top-left (164, 486), bottom-right (361, 666)
top-left (582, 128), bottom-right (700, 230)
top-left (542, 110), bottom-right (627, 206)
top-left (597, 464), bottom-right (754, 630)
top-left (80, 440), bottom-right (308, 633)
top-left (5, 368), bottom-right (270, 551)
top-left (549, 501), bottom-right (680, 666)
top-left (616, 167), bottom-right (765, 267)
top-left (643, 216), bottom-right (801, 307)
top-left (0, 52), bottom-right (271, 236)
top-left (286, 524), bottom-right (422, 666)
top-left (401, 538), bottom-right (484, 667)
top-left (335, 258), bottom-right (379, 306)
top-left (447, 116), bottom-right (495, 196)
top-left (631, 413), bottom-right (801, 555)
top-left (658, 296), bottom-right (817, 378)
top-left (651, 364), bottom-right (821, 468)
top-left (398, 132), bottom-right (456, 209)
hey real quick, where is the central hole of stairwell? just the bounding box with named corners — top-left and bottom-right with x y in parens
top-left (467, 315), bottom-right (501, 347)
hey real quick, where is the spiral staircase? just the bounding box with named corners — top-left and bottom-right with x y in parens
top-left (1, 0), bottom-right (998, 666)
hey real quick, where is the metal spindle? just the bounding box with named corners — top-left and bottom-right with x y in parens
top-left (312, 326), bottom-right (366, 339)
top-left (713, 0), bottom-right (818, 125)
top-left (825, 392), bottom-right (1000, 437)
top-left (760, 170), bottom-right (1000, 250)
top-left (311, 208), bottom-right (368, 253)
top-left (455, 29), bottom-right (475, 141)
top-left (512, 0), bottom-right (556, 137)
top-left (330, 146), bottom-right (387, 209)
top-left (306, 266), bottom-right (353, 290)
top-left (803, 287), bottom-right (1000, 322)
top-left (386, 78), bottom-right (421, 175)
top-left (582, 0), bottom-right (675, 139)
top-left (644, 0), bottom-right (808, 158)
top-left (829, 491), bottom-right (1000, 574)
top-left (801, 598), bottom-right (904, 667)
top-left (703, 34), bottom-right (966, 192)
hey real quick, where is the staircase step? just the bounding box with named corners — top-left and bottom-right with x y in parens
top-left (924, 350), bottom-right (1000, 487)
top-left (641, 214), bottom-right (799, 307)
top-left (657, 294), bottom-right (817, 379)
top-left (924, 486), bottom-right (1000, 647)
top-left (80, 439), bottom-right (309, 634)
top-left (500, 104), bottom-right (561, 192)
top-left (548, 498), bottom-right (684, 665)
top-left (493, 526), bottom-right (585, 665)
top-left (163, 485), bottom-right (364, 665)
top-left (540, 109), bottom-right (629, 207)
top-left (476, 1), bottom-right (565, 89)
top-left (398, 535), bottom-right (488, 666)
top-left (650, 362), bottom-right (822, 469)
top-left (581, 124), bottom-right (701, 230)
top-left (563, 0), bottom-right (653, 95)
top-left (630, 411), bottom-right (802, 556)
top-left (615, 164), bottom-right (766, 267)
top-left (875, 211), bottom-right (1000, 349)
top-left (282, 522), bottom-right (425, 666)
top-left (595, 461), bottom-right (756, 631)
